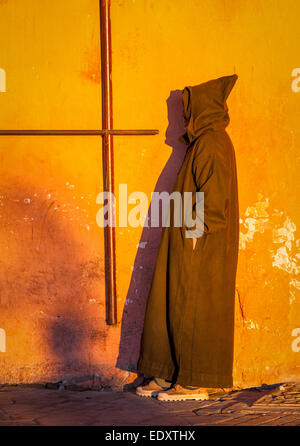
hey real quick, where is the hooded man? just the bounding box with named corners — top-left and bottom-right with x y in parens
top-left (136, 74), bottom-right (239, 401)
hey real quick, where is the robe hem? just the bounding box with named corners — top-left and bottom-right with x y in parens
top-left (176, 371), bottom-right (233, 388)
top-left (138, 358), bottom-right (233, 388)
top-left (137, 359), bottom-right (175, 382)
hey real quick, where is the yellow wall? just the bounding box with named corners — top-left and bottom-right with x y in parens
top-left (0, 0), bottom-right (299, 387)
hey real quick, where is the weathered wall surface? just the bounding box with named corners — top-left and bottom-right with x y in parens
top-left (0, 0), bottom-right (299, 387)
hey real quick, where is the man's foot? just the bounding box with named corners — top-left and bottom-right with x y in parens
top-left (157, 384), bottom-right (209, 401)
top-left (136, 379), bottom-right (171, 398)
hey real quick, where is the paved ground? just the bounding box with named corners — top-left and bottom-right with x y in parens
top-left (0, 382), bottom-right (299, 426)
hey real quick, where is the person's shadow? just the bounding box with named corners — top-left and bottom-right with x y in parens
top-left (116, 89), bottom-right (187, 378)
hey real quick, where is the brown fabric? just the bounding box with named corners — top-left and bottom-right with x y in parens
top-left (137, 74), bottom-right (239, 388)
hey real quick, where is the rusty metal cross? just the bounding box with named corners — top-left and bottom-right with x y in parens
top-left (0, 0), bottom-right (158, 325)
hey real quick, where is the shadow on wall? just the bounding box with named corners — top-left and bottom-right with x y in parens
top-left (117, 89), bottom-right (187, 373)
top-left (0, 181), bottom-right (106, 380)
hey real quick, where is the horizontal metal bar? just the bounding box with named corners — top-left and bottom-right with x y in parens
top-left (0, 129), bottom-right (158, 136)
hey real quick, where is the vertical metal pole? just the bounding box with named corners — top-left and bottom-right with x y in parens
top-left (100, 0), bottom-right (117, 325)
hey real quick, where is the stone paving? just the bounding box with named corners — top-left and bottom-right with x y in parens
top-left (0, 382), bottom-right (299, 426)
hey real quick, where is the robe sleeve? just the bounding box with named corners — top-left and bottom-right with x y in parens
top-left (185, 143), bottom-right (230, 238)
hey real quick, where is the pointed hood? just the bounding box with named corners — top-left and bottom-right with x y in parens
top-left (179, 74), bottom-right (238, 145)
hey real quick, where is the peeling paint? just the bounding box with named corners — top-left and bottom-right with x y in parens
top-left (239, 196), bottom-right (270, 250)
top-left (272, 209), bottom-right (284, 217)
top-left (240, 197), bottom-right (299, 283)
top-left (272, 216), bottom-right (296, 250)
top-left (271, 216), bottom-right (299, 279)
top-left (272, 246), bottom-right (299, 275)
top-left (65, 182), bottom-right (75, 189)
top-left (289, 278), bottom-right (300, 304)
top-left (244, 319), bottom-right (259, 330)
top-left (271, 216), bottom-right (299, 276)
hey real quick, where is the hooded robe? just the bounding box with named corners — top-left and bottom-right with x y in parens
top-left (137, 74), bottom-right (239, 388)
